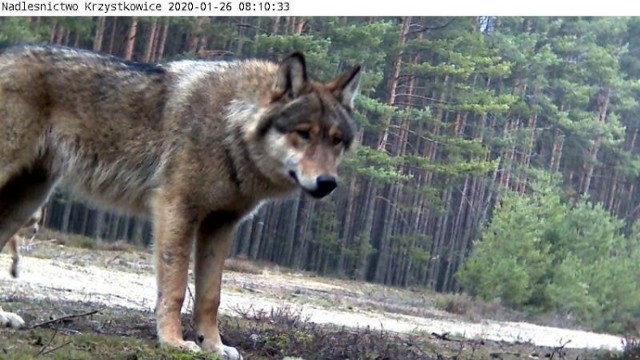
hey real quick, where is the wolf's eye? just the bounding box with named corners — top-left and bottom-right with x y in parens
top-left (332, 137), bottom-right (343, 146)
top-left (296, 129), bottom-right (311, 140)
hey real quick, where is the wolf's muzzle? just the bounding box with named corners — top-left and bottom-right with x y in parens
top-left (313, 174), bottom-right (337, 198)
top-left (289, 172), bottom-right (338, 199)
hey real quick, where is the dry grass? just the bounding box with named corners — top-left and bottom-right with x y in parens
top-left (224, 255), bottom-right (264, 275)
top-left (38, 228), bottom-right (140, 252)
top-left (600, 338), bottom-right (640, 360)
top-left (0, 295), bottom-right (616, 360)
top-left (433, 293), bottom-right (510, 322)
top-left (14, 228), bottom-right (615, 339)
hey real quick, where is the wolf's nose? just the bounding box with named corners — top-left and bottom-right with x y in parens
top-left (315, 175), bottom-right (337, 197)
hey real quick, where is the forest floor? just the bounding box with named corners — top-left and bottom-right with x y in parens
top-left (0, 230), bottom-right (634, 359)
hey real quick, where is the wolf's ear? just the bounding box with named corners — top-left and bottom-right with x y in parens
top-left (273, 52), bottom-right (309, 100)
top-left (328, 65), bottom-right (361, 109)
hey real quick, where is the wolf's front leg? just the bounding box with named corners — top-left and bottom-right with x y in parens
top-left (153, 194), bottom-right (200, 352)
top-left (194, 211), bottom-right (242, 360)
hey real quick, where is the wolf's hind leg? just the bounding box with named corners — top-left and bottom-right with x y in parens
top-left (0, 165), bottom-right (55, 250)
top-left (8, 235), bottom-right (19, 278)
top-left (8, 208), bottom-right (43, 278)
top-left (0, 160), bottom-right (57, 327)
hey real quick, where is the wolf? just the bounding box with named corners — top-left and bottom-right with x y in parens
top-left (6, 207), bottom-right (43, 278)
top-left (0, 44), bottom-right (360, 359)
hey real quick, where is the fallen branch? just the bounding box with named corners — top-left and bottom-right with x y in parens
top-left (431, 332), bottom-right (457, 342)
top-left (35, 326), bottom-right (59, 357)
top-left (31, 309), bottom-right (101, 329)
top-left (39, 341), bottom-right (72, 356)
top-left (549, 339), bottom-right (571, 360)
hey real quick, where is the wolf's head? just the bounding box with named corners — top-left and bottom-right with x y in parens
top-left (253, 52), bottom-right (361, 199)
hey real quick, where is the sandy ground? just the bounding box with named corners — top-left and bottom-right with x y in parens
top-left (0, 250), bottom-right (626, 352)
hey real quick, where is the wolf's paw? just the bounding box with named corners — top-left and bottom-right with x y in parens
top-left (201, 342), bottom-right (243, 360)
top-left (178, 340), bottom-right (202, 352)
top-left (0, 309), bottom-right (25, 328)
top-left (161, 339), bottom-right (202, 352)
top-left (219, 345), bottom-right (243, 360)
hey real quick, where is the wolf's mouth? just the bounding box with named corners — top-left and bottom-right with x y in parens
top-left (289, 170), bottom-right (298, 183)
top-left (289, 170), bottom-right (335, 199)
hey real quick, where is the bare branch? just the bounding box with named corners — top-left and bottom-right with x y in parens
top-left (39, 341), bottom-right (72, 357)
top-left (31, 309), bottom-right (101, 329)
